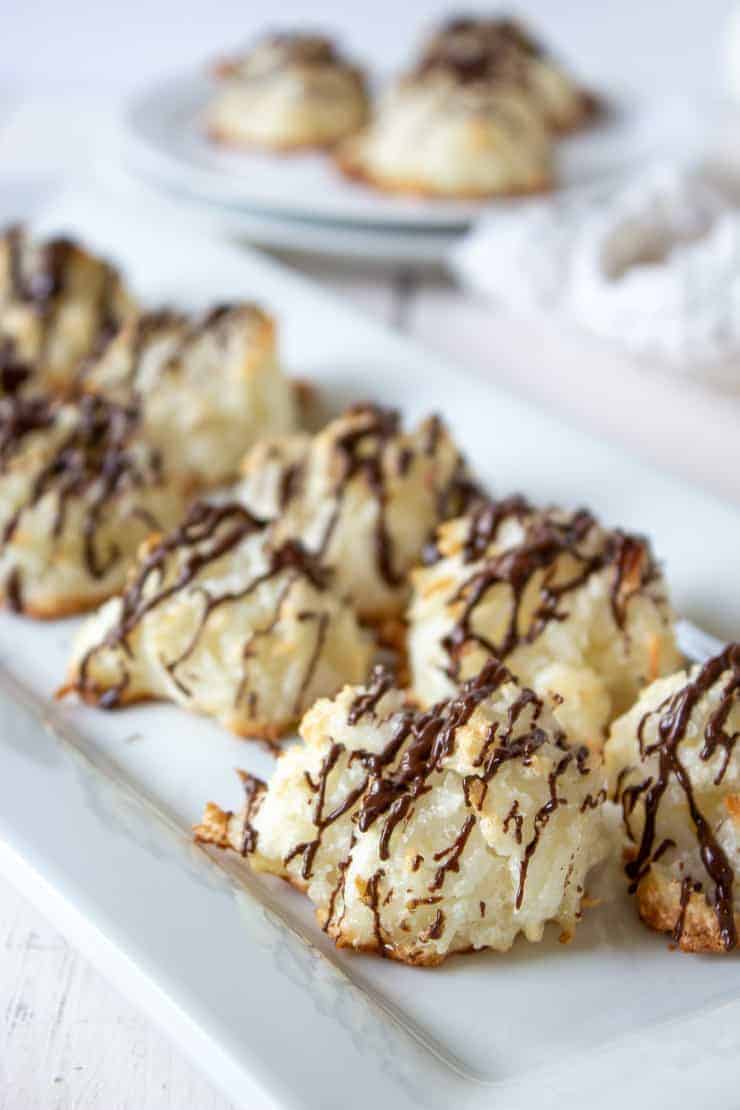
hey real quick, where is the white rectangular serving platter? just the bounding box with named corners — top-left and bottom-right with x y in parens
top-left (2, 183), bottom-right (740, 1110)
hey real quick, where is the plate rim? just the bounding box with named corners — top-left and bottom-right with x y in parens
top-left (101, 158), bottom-right (463, 266)
top-left (123, 70), bottom-right (655, 231)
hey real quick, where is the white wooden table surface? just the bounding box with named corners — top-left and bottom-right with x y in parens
top-left (3, 40), bottom-right (740, 1103)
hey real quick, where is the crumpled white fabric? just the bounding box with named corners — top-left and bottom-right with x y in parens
top-left (452, 165), bottom-right (740, 389)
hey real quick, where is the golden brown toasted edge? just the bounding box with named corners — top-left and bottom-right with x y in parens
top-left (220, 714), bottom-right (293, 744)
top-left (193, 801), bottom-right (459, 966)
top-left (241, 303), bottom-right (276, 353)
top-left (333, 138), bottom-right (555, 200)
top-left (326, 924), bottom-right (571, 966)
top-left (194, 782), bottom-right (271, 860)
top-left (328, 932), bottom-right (449, 967)
top-left (636, 869), bottom-right (740, 954)
top-left (552, 88), bottom-right (606, 135)
top-left (195, 806), bottom-right (573, 966)
top-left (1, 587), bottom-right (127, 622)
top-left (62, 665), bottom-right (296, 741)
top-left (194, 787), bottom-right (579, 967)
top-left (193, 802), bottom-right (240, 851)
top-left (57, 674), bottom-right (153, 708)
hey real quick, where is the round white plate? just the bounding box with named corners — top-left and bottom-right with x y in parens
top-left (105, 157), bottom-right (460, 265)
top-left (124, 71), bottom-right (704, 230)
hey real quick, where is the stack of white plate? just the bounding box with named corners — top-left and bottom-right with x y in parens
top-left (118, 71), bottom-right (706, 265)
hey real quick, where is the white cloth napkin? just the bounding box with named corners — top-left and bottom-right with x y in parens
top-left (452, 164), bottom-right (740, 391)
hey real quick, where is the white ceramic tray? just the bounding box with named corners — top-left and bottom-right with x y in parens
top-left (124, 72), bottom-right (704, 229)
top-left (2, 184), bottom-right (740, 1110)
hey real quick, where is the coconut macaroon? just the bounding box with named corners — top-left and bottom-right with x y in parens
top-left (0, 226), bottom-right (134, 395)
top-left (239, 404), bottom-right (478, 622)
top-left (78, 303), bottom-right (296, 489)
top-left (605, 645), bottom-right (740, 953)
top-left (65, 500), bottom-right (374, 740)
top-left (195, 660), bottom-right (607, 965)
top-left (415, 15), bottom-right (599, 135)
top-left (0, 393), bottom-right (186, 618)
top-left (408, 498), bottom-right (682, 750)
top-left (337, 63), bottom-right (552, 199)
top-left (208, 32), bottom-right (368, 151)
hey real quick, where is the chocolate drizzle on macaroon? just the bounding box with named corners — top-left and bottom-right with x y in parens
top-left (413, 15), bottom-right (600, 126)
top-left (437, 499), bottom-right (661, 680)
top-left (0, 340), bottom-right (32, 395)
top-left (73, 500), bottom-right (335, 718)
top-left (0, 393), bottom-right (55, 462)
top-left (219, 31), bottom-right (340, 78)
top-left (77, 304), bottom-right (258, 394)
top-left (239, 659), bottom-right (596, 958)
top-left (0, 393), bottom-right (165, 598)
top-left (1, 226), bottom-right (130, 385)
top-left (617, 644), bottom-right (740, 951)
top-left (315, 404), bottom-right (405, 588)
top-left (276, 403), bottom-right (478, 596)
top-left (414, 16), bottom-right (545, 89)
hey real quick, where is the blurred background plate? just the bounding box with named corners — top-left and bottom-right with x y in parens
top-left (104, 158), bottom-right (460, 264)
top-left (123, 71), bottom-right (705, 229)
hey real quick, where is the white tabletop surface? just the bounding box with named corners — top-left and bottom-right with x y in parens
top-left (2, 2), bottom-right (740, 1106)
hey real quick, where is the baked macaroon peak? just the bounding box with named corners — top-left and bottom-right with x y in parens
top-left (413, 13), bottom-right (599, 132)
top-left (65, 498), bottom-right (374, 739)
top-left (0, 225), bottom-right (134, 395)
top-left (0, 391), bottom-right (185, 617)
top-left (606, 644), bottom-right (740, 953)
top-left (337, 71), bottom-right (552, 199)
top-left (239, 403), bottom-right (480, 621)
top-left (408, 496), bottom-right (682, 749)
top-left (195, 658), bottom-right (608, 965)
top-left (209, 30), bottom-right (368, 151)
top-left (79, 301), bottom-right (296, 489)
top-left (216, 31), bottom-right (347, 77)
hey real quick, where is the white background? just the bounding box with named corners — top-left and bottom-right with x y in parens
top-left (2, 0), bottom-right (737, 98)
top-left (2, 3), bottom-right (740, 1109)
